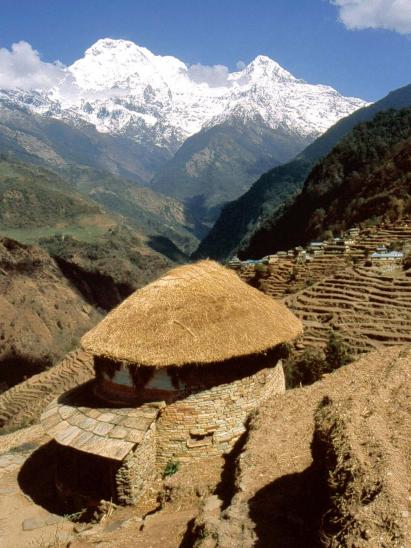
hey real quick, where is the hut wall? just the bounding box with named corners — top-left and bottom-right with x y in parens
top-left (155, 361), bottom-right (285, 467)
top-left (115, 422), bottom-right (157, 505)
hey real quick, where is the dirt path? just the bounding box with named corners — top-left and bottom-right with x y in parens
top-left (0, 426), bottom-right (75, 547)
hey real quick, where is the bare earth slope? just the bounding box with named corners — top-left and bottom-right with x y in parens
top-left (0, 238), bottom-right (101, 391)
top-left (0, 348), bottom-right (408, 546)
top-left (195, 346), bottom-right (411, 547)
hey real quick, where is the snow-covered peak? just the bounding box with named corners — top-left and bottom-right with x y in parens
top-left (69, 38), bottom-right (186, 92)
top-left (4, 38), bottom-right (368, 151)
top-left (243, 55), bottom-right (296, 81)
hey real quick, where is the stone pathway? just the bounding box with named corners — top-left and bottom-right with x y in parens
top-left (42, 382), bottom-right (164, 460)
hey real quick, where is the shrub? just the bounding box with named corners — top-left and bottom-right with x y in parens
top-left (324, 331), bottom-right (353, 371)
top-left (163, 459), bottom-right (180, 478)
top-left (284, 348), bottom-right (327, 388)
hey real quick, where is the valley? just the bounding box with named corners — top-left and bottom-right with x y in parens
top-left (196, 83), bottom-right (411, 260)
top-left (0, 19), bottom-right (410, 548)
top-left (0, 38), bottom-right (365, 226)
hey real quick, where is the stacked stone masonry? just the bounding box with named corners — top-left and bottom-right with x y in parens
top-left (116, 424), bottom-right (157, 505)
top-left (156, 361), bottom-right (285, 466)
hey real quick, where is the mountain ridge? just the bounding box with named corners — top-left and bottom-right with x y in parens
top-left (242, 107), bottom-right (411, 258)
top-left (194, 82), bottom-right (411, 260)
top-left (0, 38), bottom-right (366, 225)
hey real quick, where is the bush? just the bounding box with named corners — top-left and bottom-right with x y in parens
top-left (284, 332), bottom-right (353, 388)
top-left (284, 348), bottom-right (327, 388)
top-left (324, 331), bottom-right (353, 371)
top-left (163, 459), bottom-right (180, 478)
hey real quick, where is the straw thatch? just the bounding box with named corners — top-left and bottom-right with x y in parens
top-left (81, 260), bottom-right (303, 367)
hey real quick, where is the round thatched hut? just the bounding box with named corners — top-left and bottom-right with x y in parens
top-left (41, 260), bottom-right (302, 505)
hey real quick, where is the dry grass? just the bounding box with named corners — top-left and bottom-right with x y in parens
top-left (82, 260), bottom-right (303, 367)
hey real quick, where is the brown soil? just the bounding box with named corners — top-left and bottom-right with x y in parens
top-left (194, 346), bottom-right (410, 547)
top-left (0, 237), bottom-right (101, 391)
top-left (0, 347), bottom-right (409, 547)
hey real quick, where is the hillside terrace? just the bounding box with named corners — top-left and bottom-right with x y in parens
top-left (229, 217), bottom-right (411, 299)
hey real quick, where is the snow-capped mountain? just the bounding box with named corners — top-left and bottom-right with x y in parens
top-left (0, 38), bottom-right (368, 231)
top-left (1, 38), bottom-right (366, 153)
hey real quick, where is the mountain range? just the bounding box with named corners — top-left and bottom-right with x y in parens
top-left (195, 83), bottom-right (411, 260)
top-left (242, 106), bottom-right (411, 258)
top-left (0, 38), bottom-right (366, 227)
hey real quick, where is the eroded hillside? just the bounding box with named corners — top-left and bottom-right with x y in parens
top-left (194, 346), bottom-right (410, 547)
top-left (0, 238), bottom-right (101, 391)
top-left (0, 346), bottom-right (408, 547)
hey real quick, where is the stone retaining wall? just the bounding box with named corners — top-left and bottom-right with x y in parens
top-left (156, 361), bottom-right (285, 467)
top-left (115, 423), bottom-right (157, 505)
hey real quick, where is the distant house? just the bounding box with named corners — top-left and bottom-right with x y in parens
top-left (243, 259), bottom-right (262, 265)
top-left (295, 248), bottom-right (308, 263)
top-left (370, 250), bottom-right (404, 266)
top-left (325, 238), bottom-right (351, 255)
top-left (308, 242), bottom-right (325, 255)
top-left (276, 251), bottom-right (288, 258)
top-left (347, 227), bottom-right (360, 238)
top-left (376, 245), bottom-right (388, 253)
top-left (228, 256), bottom-right (242, 269)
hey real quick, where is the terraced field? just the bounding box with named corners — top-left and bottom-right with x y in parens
top-left (285, 266), bottom-right (411, 355)
top-left (349, 221), bottom-right (411, 259)
top-left (236, 218), bottom-right (411, 300)
top-left (0, 350), bottom-right (94, 432)
top-left (238, 255), bottom-right (350, 299)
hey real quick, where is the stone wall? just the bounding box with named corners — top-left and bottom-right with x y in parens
top-left (115, 422), bottom-right (157, 505)
top-left (155, 361), bottom-right (285, 468)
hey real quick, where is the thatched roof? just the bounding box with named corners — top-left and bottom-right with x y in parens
top-left (81, 260), bottom-right (303, 367)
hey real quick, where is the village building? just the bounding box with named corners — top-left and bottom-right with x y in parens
top-left (324, 238), bottom-right (351, 255)
top-left (370, 250), bottom-right (404, 267)
top-left (347, 227), bottom-right (360, 239)
top-left (41, 260), bottom-right (302, 507)
top-left (294, 247), bottom-right (309, 263)
top-left (308, 241), bottom-right (325, 255)
top-left (227, 256), bottom-right (242, 269)
top-left (376, 245), bottom-right (388, 253)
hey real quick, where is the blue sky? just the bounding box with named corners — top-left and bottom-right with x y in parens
top-left (0, 0), bottom-right (410, 101)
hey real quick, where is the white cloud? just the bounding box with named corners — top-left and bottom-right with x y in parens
top-left (331, 0), bottom-right (411, 34)
top-left (0, 41), bottom-right (66, 90)
top-left (236, 60), bottom-right (246, 70)
top-left (187, 63), bottom-right (230, 87)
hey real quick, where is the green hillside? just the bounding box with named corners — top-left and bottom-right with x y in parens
top-left (0, 159), bottom-right (101, 234)
top-left (0, 158), bottom-right (175, 305)
top-left (194, 83), bottom-right (411, 260)
top-left (242, 108), bottom-right (411, 258)
top-left (151, 116), bottom-right (311, 231)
